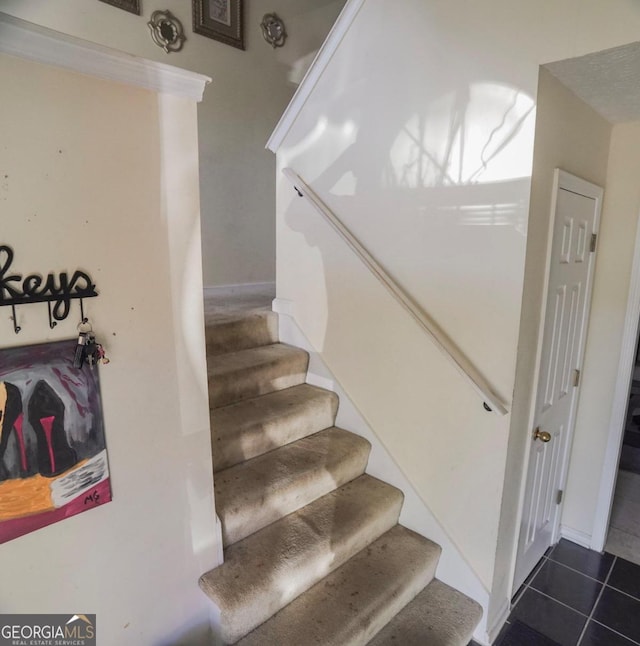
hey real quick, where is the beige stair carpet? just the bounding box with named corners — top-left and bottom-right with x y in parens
top-left (237, 525), bottom-right (443, 646)
top-left (200, 475), bottom-right (403, 643)
top-left (368, 579), bottom-right (482, 646)
top-left (208, 342), bottom-right (308, 407)
top-left (215, 427), bottom-right (371, 545)
top-left (211, 384), bottom-right (338, 472)
top-left (199, 305), bottom-right (483, 645)
top-left (205, 309), bottom-right (278, 355)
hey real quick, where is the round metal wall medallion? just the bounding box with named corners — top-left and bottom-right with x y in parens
top-left (148, 10), bottom-right (186, 53)
top-left (260, 13), bottom-right (287, 48)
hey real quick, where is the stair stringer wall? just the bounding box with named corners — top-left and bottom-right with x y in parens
top-left (274, 299), bottom-right (492, 645)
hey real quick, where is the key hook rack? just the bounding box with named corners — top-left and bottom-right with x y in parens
top-left (0, 245), bottom-right (99, 334)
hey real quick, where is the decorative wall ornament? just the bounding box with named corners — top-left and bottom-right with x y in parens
top-left (193, 0), bottom-right (244, 50)
top-left (0, 245), bottom-right (98, 334)
top-left (260, 13), bottom-right (286, 48)
top-left (148, 10), bottom-right (186, 53)
top-left (0, 340), bottom-right (112, 544)
top-left (98, 0), bottom-right (140, 15)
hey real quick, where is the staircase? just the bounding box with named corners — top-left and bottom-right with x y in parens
top-left (199, 306), bottom-right (482, 645)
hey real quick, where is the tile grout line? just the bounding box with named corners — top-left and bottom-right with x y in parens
top-left (546, 555), bottom-right (615, 586)
top-left (576, 556), bottom-right (616, 646)
top-left (526, 585), bottom-right (591, 619)
top-left (513, 546), bottom-right (640, 646)
top-left (607, 583), bottom-right (640, 603)
top-left (515, 552), bottom-right (612, 619)
top-left (589, 617), bottom-right (640, 646)
top-left (511, 555), bottom-right (547, 608)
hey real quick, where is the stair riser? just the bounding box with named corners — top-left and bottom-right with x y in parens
top-left (216, 429), bottom-right (371, 546)
top-left (200, 477), bottom-right (404, 644)
top-left (209, 353), bottom-right (309, 408)
top-left (211, 386), bottom-right (339, 472)
top-left (206, 312), bottom-right (278, 356)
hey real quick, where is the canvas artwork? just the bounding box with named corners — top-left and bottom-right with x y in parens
top-left (0, 339), bottom-right (111, 543)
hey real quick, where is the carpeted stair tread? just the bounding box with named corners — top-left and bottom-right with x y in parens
top-left (368, 579), bottom-right (483, 646)
top-left (216, 427), bottom-right (371, 546)
top-left (209, 343), bottom-right (309, 408)
top-left (205, 310), bottom-right (278, 356)
top-left (199, 474), bottom-right (403, 644)
top-left (236, 525), bottom-right (441, 646)
top-left (211, 384), bottom-right (339, 472)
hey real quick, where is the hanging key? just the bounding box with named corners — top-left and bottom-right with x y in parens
top-left (85, 334), bottom-right (98, 368)
top-left (73, 332), bottom-right (88, 368)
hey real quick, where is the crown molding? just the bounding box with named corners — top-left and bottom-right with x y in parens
top-left (0, 12), bottom-right (210, 102)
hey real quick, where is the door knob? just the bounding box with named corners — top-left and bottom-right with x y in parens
top-left (533, 427), bottom-right (551, 443)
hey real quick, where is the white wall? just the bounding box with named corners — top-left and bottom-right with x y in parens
top-left (493, 67), bottom-right (611, 621)
top-left (562, 122), bottom-right (640, 538)
top-left (273, 0), bottom-right (640, 640)
top-left (0, 0), bottom-right (346, 288)
top-left (0, 53), bottom-right (217, 645)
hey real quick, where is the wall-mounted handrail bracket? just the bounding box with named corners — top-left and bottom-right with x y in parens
top-left (0, 244), bottom-right (98, 334)
top-left (282, 168), bottom-right (509, 416)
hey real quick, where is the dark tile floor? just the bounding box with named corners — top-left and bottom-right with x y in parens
top-left (470, 539), bottom-right (640, 646)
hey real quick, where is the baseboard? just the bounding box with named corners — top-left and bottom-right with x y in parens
top-left (485, 596), bottom-right (510, 646)
top-left (560, 525), bottom-right (592, 549)
top-left (272, 297), bottom-right (295, 317)
top-left (275, 306), bottom-right (491, 641)
top-left (204, 281), bottom-right (275, 299)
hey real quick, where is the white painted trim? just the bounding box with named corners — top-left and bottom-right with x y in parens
top-left (272, 297), bottom-right (295, 318)
top-left (0, 12), bottom-right (210, 102)
top-left (275, 306), bottom-right (491, 643)
top-left (507, 171), bottom-right (564, 599)
top-left (560, 525), bottom-right (592, 549)
top-left (266, 0), bottom-right (366, 153)
top-left (485, 597), bottom-right (511, 646)
top-left (282, 167), bottom-right (509, 415)
top-left (553, 171), bottom-right (604, 545)
top-left (591, 209), bottom-right (640, 551)
top-left (204, 282), bottom-right (275, 299)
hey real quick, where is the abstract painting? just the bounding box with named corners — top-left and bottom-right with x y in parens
top-left (0, 339), bottom-right (111, 543)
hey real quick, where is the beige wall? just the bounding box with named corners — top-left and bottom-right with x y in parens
top-left (274, 1), bottom-right (640, 639)
top-left (0, 53), bottom-right (217, 645)
top-left (494, 68), bottom-right (611, 619)
top-left (562, 122), bottom-right (640, 537)
top-left (0, 0), bottom-right (346, 287)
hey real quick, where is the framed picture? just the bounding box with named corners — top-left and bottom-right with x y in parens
top-left (98, 0), bottom-right (140, 16)
top-left (0, 340), bottom-right (112, 544)
top-left (193, 0), bottom-right (244, 50)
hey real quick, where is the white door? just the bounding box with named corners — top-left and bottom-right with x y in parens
top-left (514, 170), bottom-right (603, 590)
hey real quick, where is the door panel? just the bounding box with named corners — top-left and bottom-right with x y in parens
top-left (514, 173), bottom-right (602, 590)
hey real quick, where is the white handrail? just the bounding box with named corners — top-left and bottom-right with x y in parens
top-left (282, 167), bottom-right (509, 416)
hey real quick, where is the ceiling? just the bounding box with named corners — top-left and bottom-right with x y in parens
top-left (545, 40), bottom-right (640, 123)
